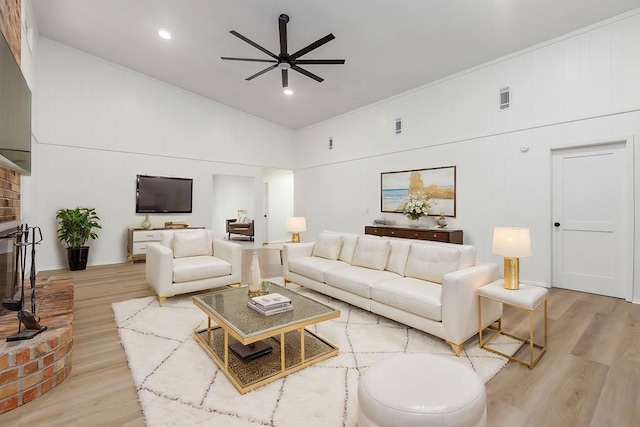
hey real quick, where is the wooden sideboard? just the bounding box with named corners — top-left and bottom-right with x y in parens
top-left (127, 227), bottom-right (203, 262)
top-left (364, 225), bottom-right (463, 244)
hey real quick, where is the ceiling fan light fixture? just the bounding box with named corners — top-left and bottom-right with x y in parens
top-left (158, 29), bottom-right (172, 40)
top-left (221, 14), bottom-right (345, 89)
top-left (283, 88), bottom-right (294, 95)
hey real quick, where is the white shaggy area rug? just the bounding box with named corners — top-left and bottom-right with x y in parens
top-left (113, 281), bottom-right (518, 427)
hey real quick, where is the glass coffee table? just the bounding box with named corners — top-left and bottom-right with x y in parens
top-left (192, 282), bottom-right (340, 394)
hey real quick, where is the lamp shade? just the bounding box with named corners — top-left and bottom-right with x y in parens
top-left (286, 217), bottom-right (307, 233)
top-left (492, 227), bottom-right (531, 258)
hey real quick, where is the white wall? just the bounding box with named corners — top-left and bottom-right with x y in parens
top-left (31, 38), bottom-right (295, 270)
top-left (263, 168), bottom-right (294, 243)
top-left (293, 10), bottom-right (640, 300)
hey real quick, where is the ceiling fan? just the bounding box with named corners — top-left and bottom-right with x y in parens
top-left (221, 14), bottom-right (345, 88)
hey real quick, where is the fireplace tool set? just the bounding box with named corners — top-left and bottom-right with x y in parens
top-left (1, 224), bottom-right (47, 341)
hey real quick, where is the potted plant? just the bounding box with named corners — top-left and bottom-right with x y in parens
top-left (56, 207), bottom-right (102, 271)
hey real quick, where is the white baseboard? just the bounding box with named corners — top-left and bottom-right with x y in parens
top-left (519, 280), bottom-right (549, 288)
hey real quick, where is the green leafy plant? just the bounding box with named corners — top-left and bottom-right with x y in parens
top-left (56, 207), bottom-right (102, 248)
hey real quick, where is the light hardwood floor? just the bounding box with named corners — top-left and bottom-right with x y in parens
top-left (1, 254), bottom-right (638, 426)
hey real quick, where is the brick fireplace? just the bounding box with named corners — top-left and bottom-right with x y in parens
top-left (0, 274), bottom-right (73, 413)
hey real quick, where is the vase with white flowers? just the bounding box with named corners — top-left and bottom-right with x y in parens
top-left (401, 195), bottom-right (431, 227)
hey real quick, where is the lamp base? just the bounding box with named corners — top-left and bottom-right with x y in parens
top-left (503, 257), bottom-right (520, 290)
top-left (291, 232), bottom-right (300, 243)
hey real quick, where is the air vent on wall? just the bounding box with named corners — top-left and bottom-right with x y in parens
top-left (395, 118), bottom-right (402, 134)
top-left (499, 87), bottom-right (510, 110)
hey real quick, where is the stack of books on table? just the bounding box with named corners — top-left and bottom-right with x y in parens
top-left (247, 293), bottom-right (292, 316)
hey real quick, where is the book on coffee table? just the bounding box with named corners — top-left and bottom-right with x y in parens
top-left (247, 302), bottom-right (293, 316)
top-left (229, 341), bottom-right (273, 362)
top-left (249, 293), bottom-right (291, 310)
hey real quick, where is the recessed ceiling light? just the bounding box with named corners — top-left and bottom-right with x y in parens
top-left (158, 29), bottom-right (172, 40)
top-left (284, 89), bottom-right (294, 95)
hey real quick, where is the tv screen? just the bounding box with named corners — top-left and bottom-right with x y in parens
top-left (136, 175), bottom-right (193, 213)
top-left (0, 28), bottom-right (31, 173)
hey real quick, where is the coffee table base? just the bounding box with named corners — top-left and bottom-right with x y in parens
top-left (194, 326), bottom-right (338, 394)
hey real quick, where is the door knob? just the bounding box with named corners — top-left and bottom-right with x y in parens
top-left (554, 222), bottom-right (560, 227)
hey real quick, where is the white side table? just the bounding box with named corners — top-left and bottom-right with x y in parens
top-left (477, 280), bottom-right (548, 368)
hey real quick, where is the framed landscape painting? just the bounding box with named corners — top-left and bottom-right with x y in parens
top-left (381, 166), bottom-right (456, 217)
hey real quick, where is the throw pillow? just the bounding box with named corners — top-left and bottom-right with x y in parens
top-left (312, 232), bottom-right (343, 260)
top-left (385, 239), bottom-right (412, 275)
top-left (337, 233), bottom-right (359, 264)
top-left (352, 238), bottom-right (390, 271)
top-left (172, 230), bottom-right (212, 258)
top-left (405, 243), bottom-right (461, 284)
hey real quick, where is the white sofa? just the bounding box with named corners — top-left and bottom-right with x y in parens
top-left (146, 229), bottom-right (242, 305)
top-left (283, 231), bottom-right (502, 356)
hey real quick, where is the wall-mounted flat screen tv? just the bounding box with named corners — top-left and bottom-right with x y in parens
top-left (136, 175), bottom-right (193, 214)
top-left (0, 28), bottom-right (31, 173)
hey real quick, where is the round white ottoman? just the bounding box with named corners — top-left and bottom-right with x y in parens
top-left (358, 354), bottom-right (487, 427)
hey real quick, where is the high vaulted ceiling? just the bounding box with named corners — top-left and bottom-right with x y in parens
top-left (31, 0), bottom-right (640, 130)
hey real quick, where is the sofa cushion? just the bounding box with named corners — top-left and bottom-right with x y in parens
top-left (352, 238), bottom-right (390, 271)
top-left (338, 233), bottom-right (359, 264)
top-left (325, 266), bottom-right (399, 298)
top-left (312, 232), bottom-right (343, 260)
top-left (323, 231), bottom-right (360, 264)
top-left (160, 231), bottom-right (174, 249)
top-left (405, 243), bottom-right (461, 284)
top-left (172, 230), bottom-right (212, 258)
top-left (371, 277), bottom-right (442, 321)
top-left (453, 244), bottom-right (476, 269)
top-left (412, 240), bottom-right (477, 269)
top-left (385, 239), bottom-right (412, 276)
top-left (172, 255), bottom-right (230, 283)
top-left (288, 257), bottom-right (349, 283)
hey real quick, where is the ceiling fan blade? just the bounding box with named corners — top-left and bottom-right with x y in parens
top-left (230, 30), bottom-right (278, 60)
top-left (289, 34), bottom-right (335, 60)
top-left (294, 59), bottom-right (345, 65)
top-left (245, 64), bottom-right (277, 81)
top-left (279, 14), bottom-right (288, 56)
top-left (221, 57), bottom-right (278, 63)
top-left (282, 69), bottom-right (288, 88)
top-left (291, 65), bottom-right (324, 82)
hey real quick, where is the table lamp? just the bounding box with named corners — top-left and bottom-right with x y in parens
top-left (286, 217), bottom-right (306, 243)
top-left (492, 227), bottom-right (531, 290)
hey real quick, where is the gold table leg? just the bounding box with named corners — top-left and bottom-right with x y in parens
top-left (224, 330), bottom-right (229, 372)
top-left (529, 308), bottom-right (535, 367)
top-left (280, 332), bottom-right (285, 373)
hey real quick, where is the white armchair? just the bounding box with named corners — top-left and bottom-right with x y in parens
top-left (145, 229), bottom-right (242, 305)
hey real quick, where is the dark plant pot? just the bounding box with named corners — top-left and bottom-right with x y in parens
top-left (67, 246), bottom-right (90, 271)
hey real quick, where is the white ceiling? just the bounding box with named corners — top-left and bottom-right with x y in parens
top-left (31, 0), bottom-right (640, 130)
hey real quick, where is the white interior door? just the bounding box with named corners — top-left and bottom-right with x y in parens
top-left (551, 142), bottom-right (629, 298)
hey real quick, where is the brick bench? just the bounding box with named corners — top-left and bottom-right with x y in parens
top-left (0, 275), bottom-right (73, 414)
